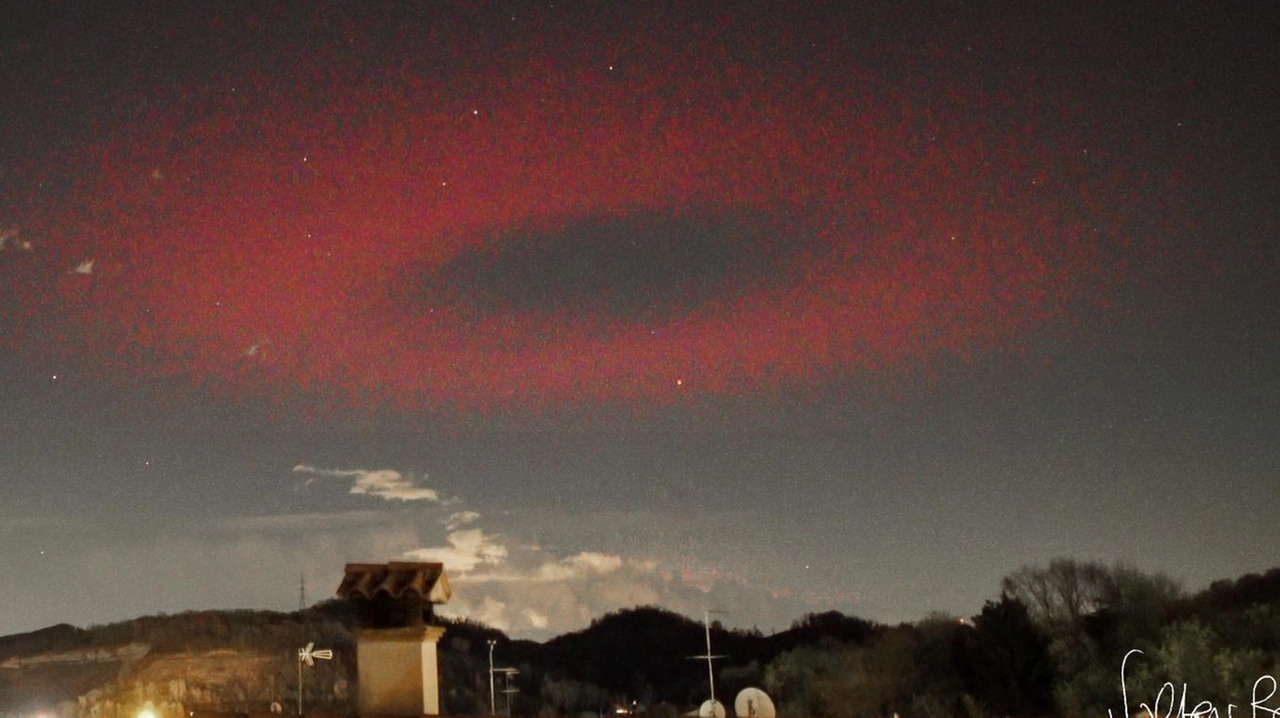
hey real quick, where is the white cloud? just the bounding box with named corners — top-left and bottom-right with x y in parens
top-left (292, 463), bottom-right (359, 477)
top-left (413, 506), bottom-right (831, 639)
top-left (472, 596), bottom-right (511, 631)
top-left (351, 470), bottom-right (438, 502)
top-left (435, 551), bottom-right (675, 637)
top-left (463, 551), bottom-right (625, 583)
top-left (564, 551), bottom-right (624, 574)
top-left (404, 526), bottom-right (509, 573)
top-left (400, 510), bottom-right (689, 637)
top-left (522, 608), bottom-right (549, 629)
top-left (447, 511), bottom-right (481, 530)
top-left (292, 464), bottom-right (439, 502)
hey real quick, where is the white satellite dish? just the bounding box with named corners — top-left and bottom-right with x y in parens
top-left (734, 688), bottom-right (777, 718)
top-left (699, 700), bottom-right (727, 718)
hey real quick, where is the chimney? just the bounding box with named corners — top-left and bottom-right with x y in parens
top-left (336, 562), bottom-right (452, 716)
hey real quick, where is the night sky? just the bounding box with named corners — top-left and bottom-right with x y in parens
top-left (1, 1), bottom-right (1277, 640)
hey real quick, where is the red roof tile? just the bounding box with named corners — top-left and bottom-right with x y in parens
top-left (336, 562), bottom-right (451, 604)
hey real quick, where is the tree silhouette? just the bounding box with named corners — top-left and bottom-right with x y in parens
top-left (964, 595), bottom-right (1056, 717)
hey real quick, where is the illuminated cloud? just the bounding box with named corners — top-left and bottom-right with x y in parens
top-left (291, 464), bottom-right (439, 502)
top-left (405, 526), bottom-right (509, 573)
top-left (415, 505), bottom-right (831, 638)
top-left (447, 511), bottom-right (481, 530)
top-left (468, 596), bottom-right (512, 632)
top-left (437, 551), bottom-right (674, 636)
top-left (404, 510), bottom-right (676, 634)
top-left (470, 551), bottom-right (626, 583)
top-left (522, 608), bottom-right (549, 630)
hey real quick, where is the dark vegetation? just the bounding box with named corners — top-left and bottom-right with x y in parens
top-left (3, 563), bottom-right (1279, 718)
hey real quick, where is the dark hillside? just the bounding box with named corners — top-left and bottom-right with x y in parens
top-left (0, 622), bottom-right (90, 659)
top-left (527, 606), bottom-right (882, 711)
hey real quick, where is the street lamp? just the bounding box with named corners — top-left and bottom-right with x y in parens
top-left (487, 639), bottom-right (497, 715)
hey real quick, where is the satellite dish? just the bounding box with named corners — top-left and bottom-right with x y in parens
top-left (734, 688), bottom-right (776, 718)
top-left (699, 700), bottom-right (727, 718)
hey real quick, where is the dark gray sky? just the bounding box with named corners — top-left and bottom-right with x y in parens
top-left (1, 1), bottom-right (1277, 639)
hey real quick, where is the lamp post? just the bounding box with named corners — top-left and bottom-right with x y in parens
top-left (487, 639), bottom-right (497, 715)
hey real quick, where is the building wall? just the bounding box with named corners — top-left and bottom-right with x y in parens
top-left (355, 626), bottom-right (445, 716)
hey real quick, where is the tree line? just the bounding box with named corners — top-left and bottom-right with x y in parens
top-left (471, 561), bottom-right (1280, 718)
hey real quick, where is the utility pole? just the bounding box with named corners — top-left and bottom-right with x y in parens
top-left (687, 610), bottom-right (726, 716)
top-left (703, 611), bottom-right (717, 708)
top-left (299, 573), bottom-right (307, 611)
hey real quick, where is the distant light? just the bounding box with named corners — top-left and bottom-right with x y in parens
top-left (138, 708), bottom-right (158, 718)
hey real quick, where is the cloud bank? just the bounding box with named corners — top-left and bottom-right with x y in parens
top-left (269, 463), bottom-right (825, 639)
top-left (398, 508), bottom-right (807, 638)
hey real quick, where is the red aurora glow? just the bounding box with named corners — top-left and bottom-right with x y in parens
top-left (3, 6), bottom-right (1182, 421)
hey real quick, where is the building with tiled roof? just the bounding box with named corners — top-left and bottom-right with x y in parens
top-left (336, 561), bottom-right (451, 716)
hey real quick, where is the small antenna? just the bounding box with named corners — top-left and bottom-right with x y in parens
top-left (296, 641), bottom-right (333, 715)
top-left (497, 667), bottom-right (520, 715)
